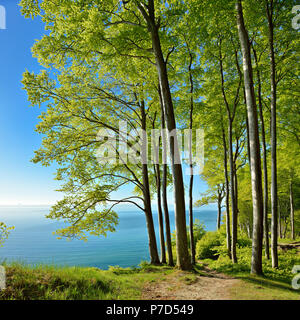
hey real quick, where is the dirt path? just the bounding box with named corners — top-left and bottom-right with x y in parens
top-left (141, 267), bottom-right (241, 300)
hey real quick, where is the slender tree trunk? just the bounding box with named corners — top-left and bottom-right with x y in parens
top-left (151, 106), bottom-right (166, 264)
top-left (253, 46), bottom-right (270, 260)
top-left (228, 122), bottom-right (238, 263)
top-left (247, 223), bottom-right (252, 239)
top-left (159, 90), bottom-right (174, 267)
top-left (278, 200), bottom-right (282, 239)
top-left (245, 108), bottom-right (251, 170)
top-left (217, 186), bottom-right (222, 230)
top-left (283, 217), bottom-right (288, 239)
top-left (189, 169), bottom-right (195, 264)
top-left (162, 163), bottom-right (174, 266)
top-left (155, 164), bottom-right (167, 263)
top-left (187, 49), bottom-right (196, 265)
top-left (266, 0), bottom-right (278, 268)
top-left (234, 164), bottom-right (239, 223)
top-left (290, 181), bottom-right (295, 240)
top-left (140, 101), bottom-right (160, 264)
top-left (236, 0), bottom-right (264, 275)
top-left (218, 41), bottom-right (238, 263)
top-left (147, 10), bottom-right (191, 270)
top-left (222, 127), bottom-right (232, 258)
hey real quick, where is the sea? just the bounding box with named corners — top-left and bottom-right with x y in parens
top-left (0, 206), bottom-right (218, 269)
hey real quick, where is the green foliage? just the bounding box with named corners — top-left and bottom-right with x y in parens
top-left (196, 230), bottom-right (225, 260)
top-left (204, 244), bottom-right (300, 288)
top-left (0, 223), bottom-right (14, 247)
top-left (171, 220), bottom-right (206, 249)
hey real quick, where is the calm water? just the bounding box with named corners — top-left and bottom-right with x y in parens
top-left (0, 206), bottom-right (217, 269)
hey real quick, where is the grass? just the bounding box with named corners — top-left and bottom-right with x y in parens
top-left (1, 239), bottom-right (300, 300)
top-left (199, 238), bottom-right (300, 300)
top-left (0, 262), bottom-right (173, 300)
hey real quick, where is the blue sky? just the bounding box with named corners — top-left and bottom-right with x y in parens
top-left (0, 0), bottom-right (211, 208)
top-left (0, 0), bottom-right (61, 205)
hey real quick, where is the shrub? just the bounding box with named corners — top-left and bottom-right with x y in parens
top-left (237, 237), bottom-right (252, 248)
top-left (171, 219), bottom-right (206, 249)
top-left (196, 231), bottom-right (224, 259)
top-left (0, 222), bottom-right (14, 247)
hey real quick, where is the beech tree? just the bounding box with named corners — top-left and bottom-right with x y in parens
top-left (236, 0), bottom-right (264, 275)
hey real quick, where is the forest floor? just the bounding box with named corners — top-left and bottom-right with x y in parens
top-left (141, 266), bottom-right (240, 300)
top-left (141, 262), bottom-right (300, 300)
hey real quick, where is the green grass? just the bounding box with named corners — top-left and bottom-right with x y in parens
top-left (1, 243), bottom-right (300, 300)
top-left (200, 242), bottom-right (300, 300)
top-left (0, 262), bottom-right (173, 300)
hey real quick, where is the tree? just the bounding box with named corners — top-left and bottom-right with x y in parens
top-left (252, 43), bottom-right (270, 259)
top-left (265, 0), bottom-right (279, 269)
top-left (136, 0), bottom-right (191, 270)
top-left (22, 64), bottom-right (161, 263)
top-left (236, 0), bottom-right (264, 275)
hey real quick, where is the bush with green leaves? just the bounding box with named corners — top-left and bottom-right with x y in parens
top-left (0, 222), bottom-right (14, 247)
top-left (196, 230), bottom-right (226, 260)
top-left (171, 219), bottom-right (206, 249)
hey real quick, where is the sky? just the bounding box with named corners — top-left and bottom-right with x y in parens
top-left (0, 0), bottom-right (212, 208)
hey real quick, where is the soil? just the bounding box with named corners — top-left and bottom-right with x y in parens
top-left (141, 266), bottom-right (241, 300)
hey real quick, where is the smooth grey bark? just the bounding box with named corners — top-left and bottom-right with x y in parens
top-left (290, 181), bottom-right (295, 240)
top-left (189, 168), bottom-right (195, 265)
top-left (253, 45), bottom-right (270, 260)
top-left (222, 126), bottom-right (232, 258)
top-left (217, 198), bottom-right (222, 230)
top-left (151, 109), bottom-right (166, 264)
top-left (266, 0), bottom-right (278, 268)
top-left (278, 200), bottom-right (282, 238)
top-left (140, 102), bottom-right (160, 264)
top-left (159, 89), bottom-right (174, 266)
top-left (245, 106), bottom-right (251, 171)
top-left (229, 122), bottom-right (238, 263)
top-left (236, 0), bottom-right (264, 275)
top-left (187, 48), bottom-right (195, 265)
top-left (218, 42), bottom-right (241, 264)
top-left (154, 163), bottom-right (166, 263)
top-left (137, 1), bottom-right (191, 270)
top-left (217, 184), bottom-right (225, 230)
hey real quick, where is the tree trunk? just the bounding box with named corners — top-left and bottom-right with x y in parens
top-left (278, 200), bottom-right (282, 239)
top-left (222, 127), bottom-right (232, 258)
top-left (189, 169), bottom-right (195, 265)
top-left (234, 164), bottom-right (239, 227)
top-left (236, 0), bottom-right (264, 275)
top-left (160, 90), bottom-right (174, 267)
top-left (228, 121), bottom-right (238, 263)
top-left (253, 46), bottom-right (270, 260)
top-left (290, 181), bottom-right (295, 240)
top-left (145, 6), bottom-right (191, 270)
top-left (266, 0), bottom-right (278, 268)
top-left (245, 108), bottom-right (251, 171)
top-left (188, 49), bottom-right (196, 265)
top-left (247, 223), bottom-right (252, 239)
top-left (155, 164), bottom-right (167, 263)
top-left (217, 186), bottom-right (222, 230)
top-left (140, 101), bottom-right (160, 265)
top-left (283, 217), bottom-right (288, 239)
top-left (218, 41), bottom-right (238, 262)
